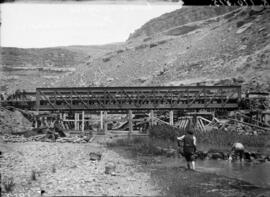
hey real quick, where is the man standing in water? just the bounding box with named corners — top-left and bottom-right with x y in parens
top-left (229, 142), bottom-right (245, 162)
top-left (177, 130), bottom-right (197, 170)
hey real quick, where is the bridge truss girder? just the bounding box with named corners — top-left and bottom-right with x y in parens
top-left (36, 86), bottom-right (241, 112)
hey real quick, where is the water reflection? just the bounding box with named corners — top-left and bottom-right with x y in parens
top-left (196, 159), bottom-right (270, 188)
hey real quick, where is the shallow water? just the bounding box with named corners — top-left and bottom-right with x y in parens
top-left (195, 159), bottom-right (270, 188)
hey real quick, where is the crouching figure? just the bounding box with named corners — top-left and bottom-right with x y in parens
top-left (229, 142), bottom-right (245, 162)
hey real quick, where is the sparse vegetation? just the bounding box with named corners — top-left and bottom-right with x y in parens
top-left (128, 7), bottom-right (237, 40)
top-left (149, 125), bottom-right (182, 142)
top-left (196, 130), bottom-right (269, 147)
top-left (3, 177), bottom-right (15, 193)
top-left (52, 165), bottom-right (56, 173)
top-left (149, 43), bottom-right (158, 48)
top-left (135, 44), bottom-right (148, 50)
top-left (107, 137), bottom-right (167, 156)
top-left (149, 125), bottom-right (269, 148)
top-left (143, 37), bottom-right (152, 42)
top-left (31, 170), bottom-right (37, 181)
top-left (237, 21), bottom-right (245, 28)
top-left (166, 25), bottom-right (200, 36)
top-left (102, 56), bottom-right (112, 62)
top-left (156, 40), bottom-right (168, 45)
top-left (108, 125), bottom-right (269, 157)
top-left (116, 49), bottom-right (125, 54)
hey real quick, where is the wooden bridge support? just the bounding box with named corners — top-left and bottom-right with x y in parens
top-left (150, 110), bottom-right (154, 126)
top-left (99, 111), bottom-right (108, 134)
top-left (100, 111), bottom-right (104, 130)
top-left (104, 111), bottom-right (108, 133)
top-left (169, 110), bottom-right (174, 126)
top-left (82, 111), bottom-right (85, 133)
top-left (128, 110), bottom-right (133, 138)
top-left (75, 113), bottom-right (80, 131)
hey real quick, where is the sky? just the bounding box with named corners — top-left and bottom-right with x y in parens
top-left (0, 2), bottom-right (181, 48)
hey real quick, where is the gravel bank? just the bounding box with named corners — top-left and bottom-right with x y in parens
top-left (0, 142), bottom-right (160, 196)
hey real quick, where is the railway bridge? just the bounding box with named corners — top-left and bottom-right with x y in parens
top-left (1, 85), bottom-right (242, 132)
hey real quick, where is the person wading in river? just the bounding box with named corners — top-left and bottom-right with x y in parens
top-left (177, 130), bottom-right (197, 170)
top-left (229, 142), bottom-right (245, 162)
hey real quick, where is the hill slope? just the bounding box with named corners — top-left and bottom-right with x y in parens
top-left (0, 44), bottom-right (123, 92)
top-left (56, 7), bottom-right (270, 92)
top-left (1, 6), bottom-right (269, 93)
top-left (128, 6), bottom-right (237, 41)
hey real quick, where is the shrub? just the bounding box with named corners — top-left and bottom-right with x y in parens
top-left (52, 165), bottom-right (56, 173)
top-left (135, 44), bottom-right (148, 50)
top-left (157, 40), bottom-right (167, 45)
top-left (149, 125), bottom-right (184, 142)
top-left (148, 125), bottom-right (267, 148)
top-left (236, 21), bottom-right (245, 28)
top-left (149, 43), bottom-right (158, 48)
top-left (167, 25), bottom-right (199, 36)
top-left (31, 170), bottom-right (37, 181)
top-left (196, 130), bottom-right (268, 147)
top-left (102, 56), bottom-right (112, 62)
top-left (116, 49), bottom-right (124, 54)
top-left (143, 37), bottom-right (152, 42)
top-left (3, 177), bottom-right (15, 193)
top-left (107, 136), bottom-right (164, 156)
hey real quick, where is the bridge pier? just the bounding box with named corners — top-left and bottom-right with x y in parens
top-left (100, 111), bottom-right (104, 131)
top-left (169, 110), bottom-right (174, 126)
top-left (150, 110), bottom-right (154, 126)
top-left (128, 110), bottom-right (133, 137)
top-left (82, 111), bottom-right (85, 133)
top-left (104, 111), bottom-right (108, 133)
top-left (99, 111), bottom-right (108, 134)
top-left (75, 113), bottom-right (79, 131)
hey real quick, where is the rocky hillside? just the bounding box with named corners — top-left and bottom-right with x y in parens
top-left (0, 44), bottom-right (123, 92)
top-left (128, 6), bottom-right (237, 41)
top-left (55, 6), bottom-right (269, 92)
top-left (1, 6), bottom-right (269, 93)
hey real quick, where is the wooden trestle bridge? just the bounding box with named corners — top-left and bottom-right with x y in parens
top-left (1, 85), bottom-right (242, 132)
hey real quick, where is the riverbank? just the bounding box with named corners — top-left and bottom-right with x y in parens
top-left (113, 146), bottom-right (270, 197)
top-left (0, 141), bottom-right (160, 196)
top-left (1, 135), bottom-right (270, 197)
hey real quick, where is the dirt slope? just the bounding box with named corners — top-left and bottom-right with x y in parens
top-left (0, 44), bottom-right (123, 92)
top-left (1, 7), bottom-right (269, 92)
top-left (0, 108), bottom-right (32, 134)
top-left (128, 6), bottom-right (237, 40)
top-left (0, 142), bottom-right (160, 196)
top-left (56, 7), bottom-right (269, 92)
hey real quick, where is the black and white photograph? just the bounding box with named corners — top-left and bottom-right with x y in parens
top-left (0, 0), bottom-right (270, 196)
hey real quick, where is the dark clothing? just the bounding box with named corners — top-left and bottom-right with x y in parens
top-left (235, 149), bottom-right (244, 160)
top-left (183, 134), bottom-right (196, 153)
top-left (184, 152), bottom-right (195, 162)
top-left (183, 134), bottom-right (196, 162)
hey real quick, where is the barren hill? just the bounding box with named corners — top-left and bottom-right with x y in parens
top-left (0, 44), bottom-right (123, 92)
top-left (1, 6), bottom-right (269, 93)
top-left (56, 6), bottom-right (270, 92)
top-left (128, 6), bottom-right (237, 40)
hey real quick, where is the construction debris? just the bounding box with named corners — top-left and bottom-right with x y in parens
top-left (2, 134), bottom-right (91, 144)
top-left (56, 136), bottom-right (90, 143)
top-left (89, 152), bottom-right (102, 161)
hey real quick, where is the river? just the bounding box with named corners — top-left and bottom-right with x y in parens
top-left (195, 159), bottom-right (270, 188)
